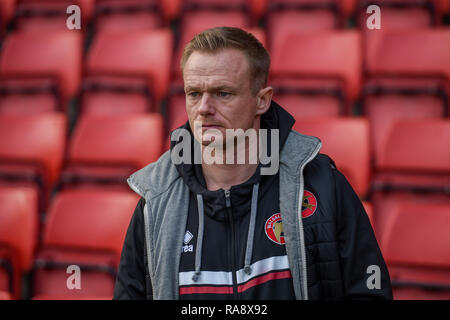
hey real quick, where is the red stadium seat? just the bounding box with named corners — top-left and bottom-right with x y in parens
top-left (293, 117), bottom-right (371, 198)
top-left (271, 30), bottom-right (362, 115)
top-left (357, 0), bottom-right (447, 30)
top-left (379, 201), bottom-right (450, 300)
top-left (377, 119), bottom-right (450, 174)
top-left (0, 0), bottom-right (15, 36)
top-left (0, 31), bottom-right (83, 112)
top-left (172, 10), bottom-right (249, 79)
top-left (372, 119), bottom-right (450, 247)
top-left (365, 28), bottom-right (450, 79)
top-left (0, 187), bottom-right (38, 299)
top-left (167, 93), bottom-right (188, 134)
top-left (363, 29), bottom-right (450, 163)
top-left (0, 291), bottom-right (12, 300)
top-left (84, 29), bottom-right (172, 114)
top-left (0, 113), bottom-right (67, 206)
top-left (11, 0), bottom-right (94, 33)
top-left (265, 0), bottom-right (356, 51)
top-left (93, 0), bottom-right (163, 34)
top-left (62, 113), bottom-right (163, 188)
top-left (32, 189), bottom-right (138, 298)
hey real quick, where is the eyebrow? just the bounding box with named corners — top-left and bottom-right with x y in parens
top-left (184, 85), bottom-right (238, 93)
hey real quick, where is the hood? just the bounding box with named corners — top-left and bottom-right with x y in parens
top-left (170, 100), bottom-right (295, 222)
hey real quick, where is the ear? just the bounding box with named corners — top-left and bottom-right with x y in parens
top-left (255, 86), bottom-right (273, 116)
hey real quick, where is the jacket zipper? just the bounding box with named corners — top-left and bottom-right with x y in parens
top-left (224, 189), bottom-right (238, 299)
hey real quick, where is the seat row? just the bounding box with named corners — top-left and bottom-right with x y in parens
top-left (1, 28), bottom-right (449, 144)
top-left (1, 0), bottom-right (449, 36)
top-left (0, 112), bottom-right (448, 207)
top-left (0, 183), bottom-right (449, 300)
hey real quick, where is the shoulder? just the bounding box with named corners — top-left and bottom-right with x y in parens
top-left (127, 150), bottom-right (181, 198)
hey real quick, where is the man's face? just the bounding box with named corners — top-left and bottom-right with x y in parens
top-left (183, 49), bottom-right (261, 146)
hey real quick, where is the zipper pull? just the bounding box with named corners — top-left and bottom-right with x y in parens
top-left (224, 189), bottom-right (231, 207)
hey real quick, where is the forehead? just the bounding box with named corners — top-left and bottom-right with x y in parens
top-left (183, 49), bottom-right (251, 88)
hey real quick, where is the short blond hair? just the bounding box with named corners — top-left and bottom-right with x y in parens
top-left (180, 27), bottom-right (270, 95)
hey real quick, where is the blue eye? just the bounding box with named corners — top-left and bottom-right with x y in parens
top-left (218, 91), bottom-right (230, 97)
top-left (188, 92), bottom-right (200, 98)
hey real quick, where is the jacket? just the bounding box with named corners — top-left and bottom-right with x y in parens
top-left (113, 101), bottom-right (393, 300)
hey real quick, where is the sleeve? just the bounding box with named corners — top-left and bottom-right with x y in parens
top-left (113, 198), bottom-right (153, 300)
top-left (333, 168), bottom-right (393, 300)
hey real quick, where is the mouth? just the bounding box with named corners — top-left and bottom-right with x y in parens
top-left (201, 124), bottom-right (223, 130)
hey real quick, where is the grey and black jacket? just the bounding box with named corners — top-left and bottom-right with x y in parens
top-left (113, 101), bottom-right (393, 300)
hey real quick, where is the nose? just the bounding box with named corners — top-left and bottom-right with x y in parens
top-left (198, 93), bottom-right (215, 116)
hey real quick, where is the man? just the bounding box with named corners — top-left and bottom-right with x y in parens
top-left (113, 27), bottom-right (392, 300)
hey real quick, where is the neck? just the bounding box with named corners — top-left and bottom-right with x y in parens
top-left (201, 134), bottom-right (260, 191)
top-left (201, 162), bottom-right (258, 191)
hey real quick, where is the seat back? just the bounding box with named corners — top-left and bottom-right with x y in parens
top-left (293, 117), bottom-right (371, 197)
top-left (380, 201), bottom-right (450, 299)
top-left (0, 31), bottom-right (83, 106)
top-left (0, 187), bottom-right (38, 298)
top-left (32, 189), bottom-right (138, 298)
top-left (12, 0), bottom-right (94, 33)
top-left (0, 113), bottom-right (67, 192)
top-left (85, 29), bottom-right (173, 106)
top-left (271, 30), bottom-right (362, 110)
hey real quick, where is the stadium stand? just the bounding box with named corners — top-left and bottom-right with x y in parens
top-left (31, 189), bottom-right (138, 299)
top-left (0, 113), bottom-right (67, 209)
top-left (0, 0), bottom-right (449, 300)
top-left (83, 29), bottom-right (172, 114)
top-left (0, 31), bottom-right (82, 113)
top-left (293, 117), bottom-right (371, 198)
top-left (0, 187), bottom-right (38, 299)
top-left (61, 113), bottom-right (163, 189)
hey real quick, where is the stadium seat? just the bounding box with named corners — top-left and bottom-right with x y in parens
top-left (11, 0), bottom-right (94, 33)
top-left (379, 201), bottom-right (450, 299)
top-left (363, 28), bottom-right (450, 163)
top-left (376, 119), bottom-right (450, 175)
top-left (0, 291), bottom-right (12, 300)
top-left (172, 10), bottom-right (250, 80)
top-left (31, 189), bottom-right (138, 298)
top-left (372, 119), bottom-right (450, 241)
top-left (0, 0), bottom-right (15, 36)
top-left (357, 0), bottom-right (447, 30)
top-left (61, 113), bottom-right (164, 188)
top-left (0, 31), bottom-right (83, 113)
top-left (293, 117), bottom-right (371, 197)
top-left (93, 0), bottom-right (163, 34)
top-left (0, 113), bottom-right (67, 208)
top-left (265, 0), bottom-right (356, 51)
top-left (83, 29), bottom-right (172, 114)
top-left (0, 187), bottom-right (38, 299)
top-left (167, 93), bottom-right (188, 134)
top-left (271, 30), bottom-right (362, 116)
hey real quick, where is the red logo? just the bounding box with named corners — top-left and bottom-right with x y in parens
top-left (265, 213), bottom-right (285, 245)
top-left (301, 190), bottom-right (317, 219)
